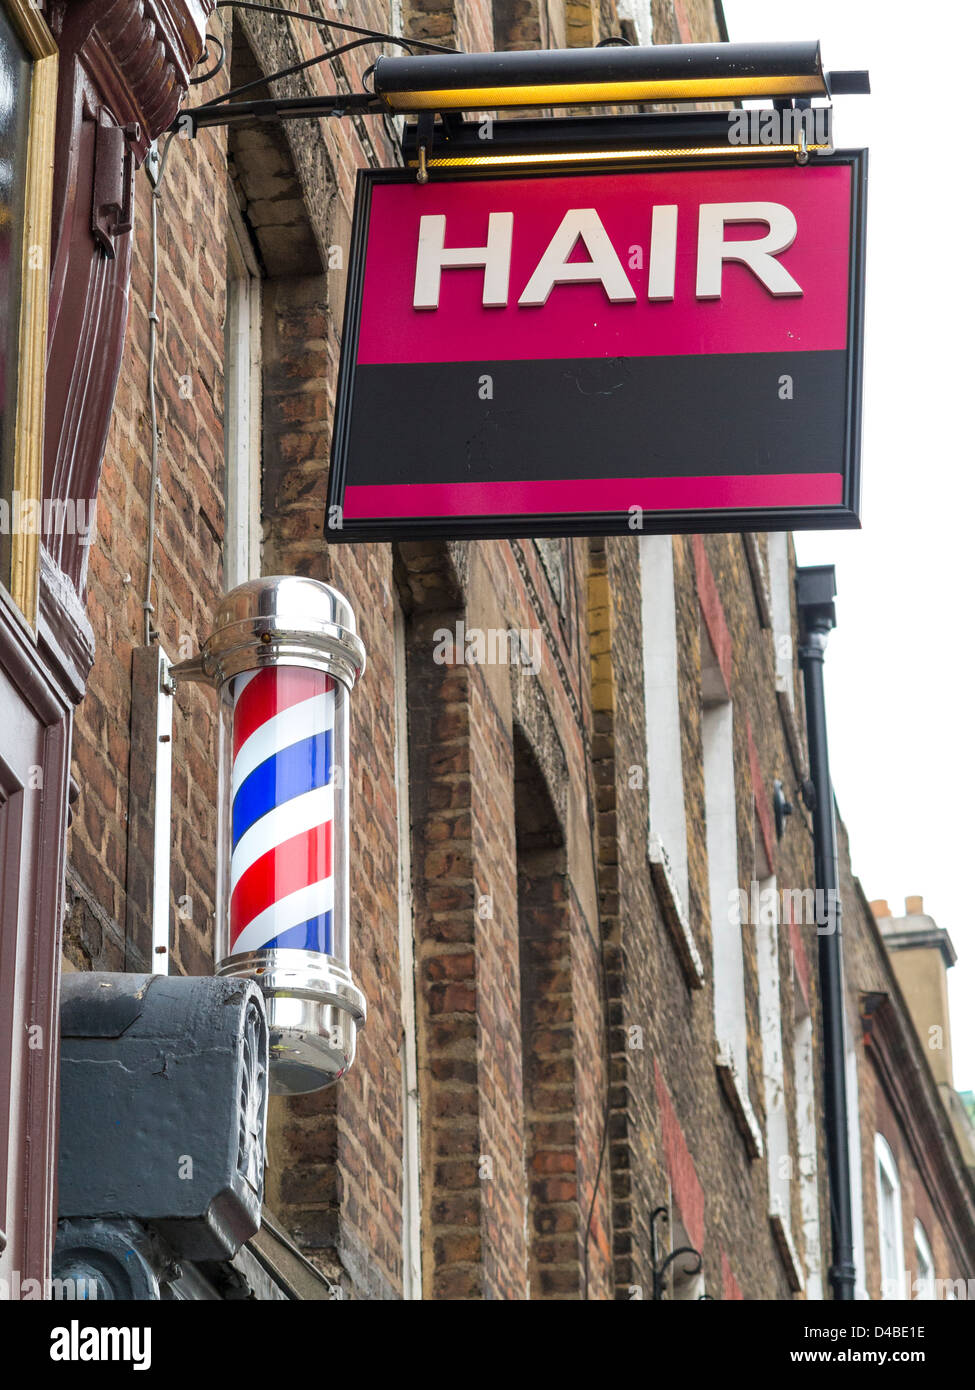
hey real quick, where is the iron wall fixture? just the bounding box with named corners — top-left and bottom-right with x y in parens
top-left (171, 576), bottom-right (368, 1095)
top-left (170, 21), bottom-right (868, 135)
top-left (169, 1), bottom-right (456, 133)
top-left (649, 1206), bottom-right (704, 1300)
top-left (56, 972), bottom-right (269, 1266)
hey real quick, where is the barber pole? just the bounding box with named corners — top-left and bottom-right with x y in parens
top-left (172, 576), bottom-right (366, 1094)
top-left (229, 667), bottom-right (335, 957)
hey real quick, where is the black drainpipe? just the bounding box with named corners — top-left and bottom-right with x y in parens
top-left (796, 564), bottom-right (856, 1302)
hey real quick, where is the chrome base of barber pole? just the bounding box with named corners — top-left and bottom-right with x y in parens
top-left (217, 949), bottom-right (366, 1095)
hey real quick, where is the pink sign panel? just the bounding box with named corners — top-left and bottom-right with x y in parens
top-left (328, 154), bottom-right (866, 541)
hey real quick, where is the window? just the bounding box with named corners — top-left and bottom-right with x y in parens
top-left (913, 1219), bottom-right (935, 1300)
top-left (393, 598), bottom-right (422, 1299)
top-left (875, 1134), bottom-right (904, 1299)
top-left (514, 725), bottom-right (575, 1297)
top-left (702, 616), bottom-right (761, 1156)
top-left (223, 201), bottom-right (262, 590)
top-left (0, 0), bottom-right (56, 620)
top-left (641, 536), bottom-right (702, 984)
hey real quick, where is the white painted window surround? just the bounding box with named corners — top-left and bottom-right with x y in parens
top-left (224, 204), bottom-right (263, 591)
top-left (913, 1219), bottom-right (935, 1300)
top-left (700, 608), bottom-right (761, 1156)
top-left (846, 1046), bottom-right (869, 1299)
top-left (639, 536), bottom-right (689, 913)
top-left (759, 872), bottom-right (805, 1291)
top-left (616, 0), bottom-right (653, 46)
top-left (394, 600), bottom-right (422, 1299)
top-left (641, 537), bottom-right (703, 988)
top-left (794, 1012), bottom-right (824, 1299)
top-left (757, 879), bottom-right (791, 1220)
top-left (875, 1133), bottom-right (905, 1300)
top-left (704, 698), bottom-right (745, 1075)
top-left (768, 532), bottom-right (795, 708)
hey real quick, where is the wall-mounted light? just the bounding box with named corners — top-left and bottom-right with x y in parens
top-left (374, 41), bottom-right (867, 114)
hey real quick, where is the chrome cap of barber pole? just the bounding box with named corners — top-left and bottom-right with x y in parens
top-left (171, 576), bottom-right (367, 1096)
top-left (171, 574), bottom-right (366, 691)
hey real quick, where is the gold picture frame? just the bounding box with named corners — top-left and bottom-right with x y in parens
top-left (4, 0), bottom-right (57, 626)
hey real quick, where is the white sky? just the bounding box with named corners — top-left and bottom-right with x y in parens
top-left (721, 0), bottom-right (975, 1091)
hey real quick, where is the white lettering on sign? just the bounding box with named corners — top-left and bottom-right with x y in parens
top-left (413, 211), bottom-right (514, 309)
top-left (696, 202), bottom-right (802, 298)
top-left (518, 208), bottom-right (636, 306)
top-left (412, 202), bottom-right (803, 309)
top-left (647, 204), bottom-right (678, 301)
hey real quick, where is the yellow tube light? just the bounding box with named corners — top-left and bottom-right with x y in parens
top-left (386, 75), bottom-right (825, 113)
top-left (406, 144), bottom-right (831, 169)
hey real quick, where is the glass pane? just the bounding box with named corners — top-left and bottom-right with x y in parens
top-left (0, 8), bottom-right (32, 592)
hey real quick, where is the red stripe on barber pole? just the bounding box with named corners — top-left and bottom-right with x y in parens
top-left (233, 666), bottom-right (333, 759)
top-left (230, 821), bottom-right (333, 945)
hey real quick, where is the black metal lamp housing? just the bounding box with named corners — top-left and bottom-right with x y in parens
top-left (374, 40), bottom-right (831, 113)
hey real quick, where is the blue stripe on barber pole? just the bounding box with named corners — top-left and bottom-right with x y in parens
top-left (232, 729), bottom-right (332, 849)
top-left (262, 911), bottom-right (333, 955)
top-left (232, 690), bottom-right (333, 798)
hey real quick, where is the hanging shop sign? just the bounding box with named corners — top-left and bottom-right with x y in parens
top-left (327, 154), bottom-right (866, 540)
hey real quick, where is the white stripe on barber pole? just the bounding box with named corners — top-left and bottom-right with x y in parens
top-left (231, 878), bottom-right (335, 958)
top-left (230, 783), bottom-right (334, 889)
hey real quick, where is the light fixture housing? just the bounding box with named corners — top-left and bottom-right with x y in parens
top-left (374, 40), bottom-right (835, 114)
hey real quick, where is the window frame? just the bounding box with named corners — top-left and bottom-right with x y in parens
top-left (393, 598), bottom-right (422, 1299)
top-left (223, 201), bottom-right (263, 592)
top-left (875, 1133), bottom-right (905, 1300)
top-left (913, 1218), bottom-right (935, 1301)
top-left (1, 0), bottom-right (57, 625)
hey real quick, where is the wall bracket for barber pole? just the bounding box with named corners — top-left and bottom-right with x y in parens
top-left (171, 576), bottom-right (367, 1095)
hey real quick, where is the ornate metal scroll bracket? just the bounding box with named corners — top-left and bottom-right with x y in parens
top-left (650, 1206), bottom-right (704, 1301)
